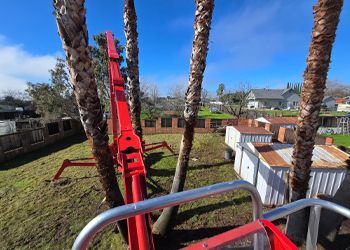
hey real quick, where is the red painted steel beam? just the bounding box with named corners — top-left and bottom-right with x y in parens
top-left (182, 219), bottom-right (297, 250)
top-left (144, 141), bottom-right (176, 155)
top-left (105, 31), bottom-right (154, 250)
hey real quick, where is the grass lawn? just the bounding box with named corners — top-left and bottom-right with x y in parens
top-left (327, 134), bottom-right (350, 148)
top-left (197, 107), bottom-right (234, 119)
top-left (256, 109), bottom-right (299, 117)
top-left (257, 109), bottom-right (347, 117)
top-left (0, 133), bottom-right (252, 249)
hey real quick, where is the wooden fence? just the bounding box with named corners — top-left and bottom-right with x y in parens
top-left (0, 119), bottom-right (82, 163)
top-left (107, 118), bottom-right (249, 135)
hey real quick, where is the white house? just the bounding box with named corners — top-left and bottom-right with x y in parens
top-left (247, 88), bottom-right (300, 109)
top-left (322, 96), bottom-right (336, 110)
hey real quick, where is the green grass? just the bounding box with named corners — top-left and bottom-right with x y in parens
top-left (0, 133), bottom-right (251, 249)
top-left (319, 111), bottom-right (348, 117)
top-left (256, 109), bottom-right (299, 117)
top-left (197, 107), bottom-right (233, 119)
top-left (141, 107), bottom-right (234, 120)
top-left (256, 109), bottom-right (347, 117)
top-left (326, 134), bottom-right (350, 148)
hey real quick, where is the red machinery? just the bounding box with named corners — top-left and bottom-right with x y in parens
top-left (67, 32), bottom-right (300, 250)
top-left (52, 36), bottom-right (174, 182)
top-left (182, 219), bottom-right (297, 250)
top-left (104, 31), bottom-right (153, 249)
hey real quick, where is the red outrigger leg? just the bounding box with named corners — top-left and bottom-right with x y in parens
top-left (53, 42), bottom-right (175, 181)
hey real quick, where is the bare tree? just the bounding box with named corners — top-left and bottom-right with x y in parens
top-left (222, 82), bottom-right (251, 118)
top-left (1, 89), bottom-right (30, 108)
top-left (201, 88), bottom-right (209, 106)
top-left (140, 81), bottom-right (160, 119)
top-left (168, 82), bottom-right (187, 116)
top-left (325, 80), bottom-right (350, 97)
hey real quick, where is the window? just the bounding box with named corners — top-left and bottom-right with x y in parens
top-left (210, 119), bottom-right (222, 128)
top-left (161, 118), bottom-right (172, 128)
top-left (195, 119), bottom-right (205, 128)
top-left (144, 120), bottom-right (156, 128)
top-left (47, 122), bottom-right (59, 135)
top-left (63, 120), bottom-right (72, 131)
top-left (177, 118), bottom-right (185, 128)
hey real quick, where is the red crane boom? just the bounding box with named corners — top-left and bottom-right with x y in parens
top-left (106, 31), bottom-right (153, 250)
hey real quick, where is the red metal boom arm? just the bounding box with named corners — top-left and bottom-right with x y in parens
top-left (105, 31), bottom-right (154, 250)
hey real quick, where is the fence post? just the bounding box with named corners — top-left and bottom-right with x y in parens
top-left (325, 137), bottom-right (334, 145)
top-left (155, 118), bottom-right (161, 133)
top-left (171, 118), bottom-right (177, 133)
top-left (265, 123), bottom-right (272, 132)
top-left (277, 127), bottom-right (287, 143)
top-left (21, 131), bottom-right (32, 153)
top-left (205, 119), bottom-right (211, 132)
top-left (0, 139), bottom-right (5, 162)
top-left (58, 119), bottom-right (64, 138)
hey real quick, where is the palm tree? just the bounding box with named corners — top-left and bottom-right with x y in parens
top-left (152, 0), bottom-right (215, 236)
top-left (53, 0), bottom-right (128, 242)
top-left (286, 0), bottom-right (343, 245)
top-left (124, 0), bottom-right (143, 140)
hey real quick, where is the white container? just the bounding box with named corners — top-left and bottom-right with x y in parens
top-left (225, 126), bottom-right (273, 151)
top-left (0, 120), bottom-right (16, 135)
top-left (234, 142), bottom-right (349, 205)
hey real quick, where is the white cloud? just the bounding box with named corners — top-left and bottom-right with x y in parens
top-left (0, 36), bottom-right (57, 92)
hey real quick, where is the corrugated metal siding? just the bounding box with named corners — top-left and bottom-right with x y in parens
top-left (225, 126), bottom-right (272, 151)
top-left (307, 169), bottom-right (346, 197)
top-left (259, 167), bottom-right (346, 206)
top-left (236, 143), bottom-right (348, 205)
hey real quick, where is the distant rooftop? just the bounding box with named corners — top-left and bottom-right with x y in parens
top-left (233, 126), bottom-right (273, 135)
top-left (258, 116), bottom-right (298, 125)
top-left (0, 105), bottom-right (16, 113)
top-left (249, 88), bottom-right (289, 100)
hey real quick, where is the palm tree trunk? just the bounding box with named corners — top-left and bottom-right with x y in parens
top-left (53, 0), bottom-right (128, 242)
top-left (152, 0), bottom-right (214, 236)
top-left (286, 0), bottom-right (343, 245)
top-left (124, 0), bottom-right (143, 140)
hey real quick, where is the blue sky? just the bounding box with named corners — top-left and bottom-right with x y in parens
top-left (0, 0), bottom-right (349, 96)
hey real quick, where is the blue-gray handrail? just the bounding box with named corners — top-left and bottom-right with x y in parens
top-left (72, 180), bottom-right (263, 250)
top-left (72, 180), bottom-right (350, 250)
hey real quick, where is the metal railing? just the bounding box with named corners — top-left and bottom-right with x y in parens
top-left (72, 180), bottom-right (263, 250)
top-left (263, 198), bottom-right (350, 250)
top-left (72, 180), bottom-right (350, 250)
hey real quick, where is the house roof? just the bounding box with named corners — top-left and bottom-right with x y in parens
top-left (257, 116), bottom-right (298, 125)
top-left (0, 105), bottom-right (16, 113)
top-left (250, 143), bottom-right (350, 169)
top-left (249, 89), bottom-right (285, 100)
top-left (336, 98), bottom-right (345, 104)
top-left (233, 126), bottom-right (273, 135)
top-left (323, 96), bottom-right (335, 102)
